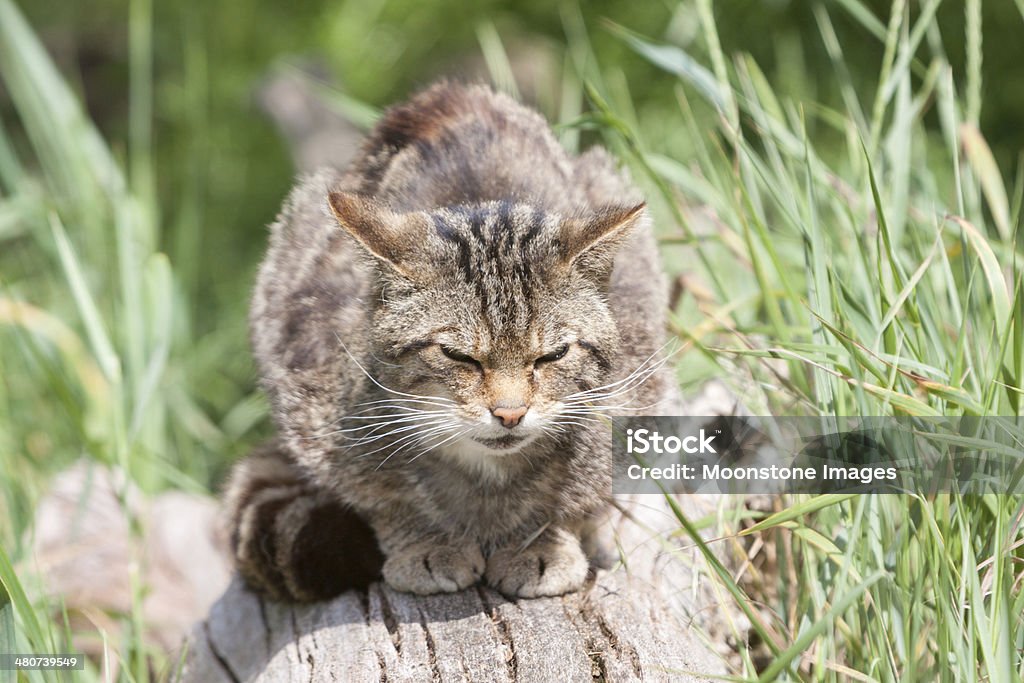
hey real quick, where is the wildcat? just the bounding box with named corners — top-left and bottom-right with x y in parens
top-left (224, 81), bottom-right (677, 601)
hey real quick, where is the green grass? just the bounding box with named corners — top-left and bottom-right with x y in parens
top-left (589, 2), bottom-right (1024, 680)
top-left (0, 0), bottom-right (262, 675)
top-left (1, 0), bottom-right (1023, 681)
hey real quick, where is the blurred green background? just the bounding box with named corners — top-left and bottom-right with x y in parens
top-left (9, 0), bottom-right (1022, 342)
top-left (3, 1), bottom-right (1024, 680)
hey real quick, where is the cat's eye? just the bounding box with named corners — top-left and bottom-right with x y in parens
top-left (535, 344), bottom-right (570, 365)
top-left (440, 345), bottom-right (479, 365)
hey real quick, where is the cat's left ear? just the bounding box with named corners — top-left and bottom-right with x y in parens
top-left (559, 203), bottom-right (646, 278)
top-left (327, 192), bottom-right (433, 280)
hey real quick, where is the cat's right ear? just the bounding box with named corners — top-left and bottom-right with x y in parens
top-left (558, 203), bottom-right (645, 279)
top-left (327, 192), bottom-right (431, 279)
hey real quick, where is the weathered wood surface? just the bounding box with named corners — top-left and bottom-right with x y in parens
top-left (181, 494), bottom-right (728, 682)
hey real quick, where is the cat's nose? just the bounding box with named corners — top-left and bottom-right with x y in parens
top-left (491, 403), bottom-right (528, 428)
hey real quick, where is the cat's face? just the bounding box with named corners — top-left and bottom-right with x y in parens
top-left (329, 193), bottom-right (643, 460)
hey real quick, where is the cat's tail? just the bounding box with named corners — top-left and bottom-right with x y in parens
top-left (223, 439), bottom-right (384, 602)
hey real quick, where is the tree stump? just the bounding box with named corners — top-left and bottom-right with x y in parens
top-left (181, 493), bottom-right (729, 682)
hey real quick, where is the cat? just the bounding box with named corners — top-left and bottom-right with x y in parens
top-left (224, 81), bottom-right (677, 602)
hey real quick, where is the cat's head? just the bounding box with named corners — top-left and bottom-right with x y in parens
top-left (328, 192), bottom-right (644, 459)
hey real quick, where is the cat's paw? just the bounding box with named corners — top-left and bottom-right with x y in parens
top-left (382, 541), bottom-right (485, 595)
top-left (486, 529), bottom-right (589, 598)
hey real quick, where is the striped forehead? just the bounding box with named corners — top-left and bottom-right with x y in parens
top-left (430, 201), bottom-right (553, 335)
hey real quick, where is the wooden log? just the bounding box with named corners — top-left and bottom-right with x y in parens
top-left (181, 493), bottom-right (729, 682)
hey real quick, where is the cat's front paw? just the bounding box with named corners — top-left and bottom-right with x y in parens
top-left (486, 529), bottom-right (589, 598)
top-left (382, 541), bottom-right (485, 595)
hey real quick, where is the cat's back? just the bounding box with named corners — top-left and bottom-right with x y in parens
top-left (345, 81), bottom-right (581, 213)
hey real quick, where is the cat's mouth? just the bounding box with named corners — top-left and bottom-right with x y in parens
top-left (473, 434), bottom-right (529, 451)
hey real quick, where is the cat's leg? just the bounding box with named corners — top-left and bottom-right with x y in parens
top-left (485, 526), bottom-right (590, 598)
top-left (223, 440), bottom-right (384, 602)
top-left (579, 508), bottom-right (618, 570)
top-left (369, 508), bottom-right (485, 595)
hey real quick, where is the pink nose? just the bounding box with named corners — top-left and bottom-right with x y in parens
top-left (491, 405), bottom-right (528, 428)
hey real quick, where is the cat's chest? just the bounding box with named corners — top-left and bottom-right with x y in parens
top-left (411, 449), bottom-right (583, 538)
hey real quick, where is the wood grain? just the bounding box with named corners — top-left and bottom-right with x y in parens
top-left (181, 495), bottom-right (728, 682)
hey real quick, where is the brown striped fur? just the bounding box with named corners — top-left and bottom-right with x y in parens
top-left (225, 81), bottom-right (676, 601)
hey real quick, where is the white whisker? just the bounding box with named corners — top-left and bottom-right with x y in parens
top-left (375, 426), bottom-right (456, 469)
top-left (404, 428), bottom-right (470, 465)
top-left (346, 415), bottom-right (450, 436)
top-left (360, 421), bottom-right (459, 462)
top-left (352, 396), bottom-right (456, 409)
top-left (338, 409), bottom-right (450, 424)
top-left (562, 339), bottom-right (679, 403)
top-left (564, 359), bottom-right (666, 404)
top-left (315, 396), bottom-right (454, 432)
top-left (334, 332), bottom-right (459, 403)
top-left (559, 397), bottom-right (666, 416)
top-left (377, 424), bottom-right (466, 469)
top-left (516, 445), bottom-right (538, 471)
top-left (339, 418), bottom-right (452, 445)
top-left (552, 412), bottom-right (605, 424)
top-left (549, 418), bottom-right (597, 430)
top-left (560, 405), bottom-right (632, 414)
top-left (305, 410), bottom-right (450, 441)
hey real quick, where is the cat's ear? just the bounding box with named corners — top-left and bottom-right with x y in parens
top-left (559, 203), bottom-right (645, 277)
top-left (327, 192), bottom-right (431, 279)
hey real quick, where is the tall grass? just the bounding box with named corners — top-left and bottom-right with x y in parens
top-left (577, 1), bottom-right (1023, 680)
top-left (0, 0), bottom-right (1022, 681)
top-left (0, 0), bottom-right (260, 677)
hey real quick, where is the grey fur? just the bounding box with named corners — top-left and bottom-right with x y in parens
top-left (226, 81), bottom-right (674, 600)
